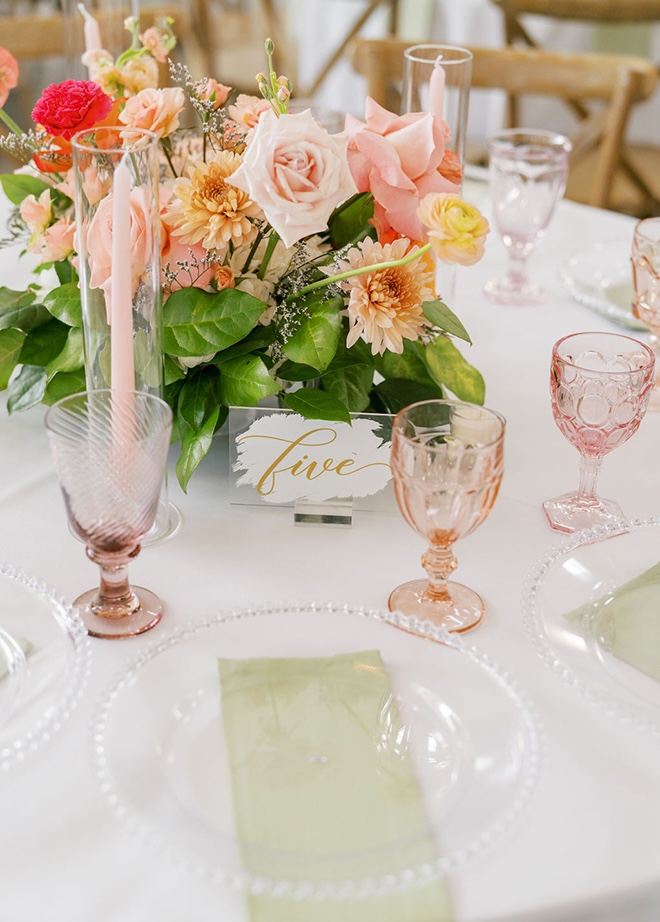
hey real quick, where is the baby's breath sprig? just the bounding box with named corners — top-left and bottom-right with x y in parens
top-left (257, 38), bottom-right (291, 116)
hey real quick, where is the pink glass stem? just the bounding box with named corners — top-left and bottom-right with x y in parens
top-left (421, 542), bottom-right (457, 603)
top-left (505, 251), bottom-right (530, 289)
top-left (85, 544), bottom-right (141, 619)
top-left (576, 454), bottom-right (602, 506)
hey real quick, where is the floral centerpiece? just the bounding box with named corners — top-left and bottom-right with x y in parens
top-left (0, 20), bottom-right (489, 489)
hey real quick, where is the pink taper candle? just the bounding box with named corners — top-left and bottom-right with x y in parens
top-left (110, 157), bottom-right (136, 393)
top-left (429, 60), bottom-right (445, 120)
top-left (77, 3), bottom-right (102, 52)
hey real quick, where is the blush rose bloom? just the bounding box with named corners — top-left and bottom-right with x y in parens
top-left (35, 217), bottom-right (76, 263)
top-left (227, 94), bottom-right (270, 129)
top-left (0, 46), bottom-right (19, 109)
top-left (119, 86), bottom-right (185, 139)
top-left (86, 186), bottom-right (157, 303)
top-left (418, 193), bottom-right (489, 266)
top-left (345, 98), bottom-right (461, 242)
top-left (32, 80), bottom-right (113, 140)
top-left (228, 108), bottom-right (358, 248)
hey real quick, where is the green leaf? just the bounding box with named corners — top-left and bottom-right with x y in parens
top-left (425, 336), bottom-right (485, 404)
top-left (43, 369), bottom-right (86, 405)
top-left (321, 337), bottom-right (374, 412)
top-left (54, 260), bottom-right (77, 285)
top-left (281, 295), bottom-right (342, 372)
top-left (163, 287), bottom-right (267, 357)
top-left (43, 282), bottom-right (82, 327)
top-left (212, 324), bottom-right (276, 363)
top-left (218, 354), bottom-right (279, 406)
top-left (276, 360), bottom-right (323, 383)
top-left (0, 288), bottom-right (50, 333)
top-left (376, 339), bottom-right (437, 388)
top-left (283, 388), bottom-right (351, 423)
top-left (7, 364), bottom-right (47, 412)
top-left (0, 173), bottom-right (50, 205)
top-left (422, 299), bottom-right (472, 344)
top-left (175, 367), bottom-right (222, 491)
top-left (164, 354), bottom-right (187, 386)
top-left (19, 318), bottom-right (70, 367)
top-left (373, 377), bottom-right (443, 415)
top-left (328, 192), bottom-right (375, 248)
top-left (46, 327), bottom-right (84, 376)
top-left (0, 328), bottom-right (26, 389)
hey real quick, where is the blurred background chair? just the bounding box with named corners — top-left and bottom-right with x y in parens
top-left (348, 37), bottom-right (658, 213)
top-left (488, 0), bottom-right (660, 214)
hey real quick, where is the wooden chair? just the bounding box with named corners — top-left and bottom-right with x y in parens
top-left (348, 37), bottom-right (658, 212)
top-left (489, 0), bottom-right (660, 211)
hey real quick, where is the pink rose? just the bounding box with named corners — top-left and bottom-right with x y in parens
top-left (86, 186), bottom-right (158, 301)
top-left (345, 98), bottom-right (461, 242)
top-left (228, 108), bottom-right (358, 248)
top-left (0, 46), bottom-right (19, 109)
top-left (119, 86), bottom-right (185, 139)
top-left (197, 78), bottom-right (232, 109)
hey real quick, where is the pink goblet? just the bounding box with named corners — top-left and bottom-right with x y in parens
top-left (45, 390), bottom-right (173, 639)
top-left (388, 399), bottom-right (505, 634)
top-left (543, 332), bottom-right (655, 534)
top-left (631, 216), bottom-right (660, 410)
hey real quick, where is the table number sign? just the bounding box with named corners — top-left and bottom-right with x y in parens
top-left (229, 408), bottom-right (395, 525)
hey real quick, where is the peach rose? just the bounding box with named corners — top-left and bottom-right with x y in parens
top-left (119, 86), bottom-right (185, 139)
top-left (20, 190), bottom-right (52, 237)
top-left (418, 193), bottom-right (489, 266)
top-left (197, 78), bottom-right (231, 109)
top-left (345, 98), bottom-right (461, 243)
top-left (227, 93), bottom-right (270, 129)
top-left (38, 217), bottom-right (76, 263)
top-left (86, 186), bottom-right (157, 301)
top-left (228, 108), bottom-right (358, 248)
top-left (0, 46), bottom-right (19, 109)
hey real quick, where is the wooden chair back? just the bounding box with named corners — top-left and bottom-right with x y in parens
top-left (348, 37), bottom-right (658, 211)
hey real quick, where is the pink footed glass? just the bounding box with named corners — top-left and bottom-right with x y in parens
top-left (631, 216), bottom-right (660, 411)
top-left (543, 332), bottom-right (655, 534)
top-left (45, 389), bottom-right (173, 639)
top-left (388, 399), bottom-right (505, 634)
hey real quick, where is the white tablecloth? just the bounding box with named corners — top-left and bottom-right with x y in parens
top-left (2, 180), bottom-right (660, 921)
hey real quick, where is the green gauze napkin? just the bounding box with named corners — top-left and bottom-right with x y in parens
top-left (566, 561), bottom-right (660, 682)
top-left (218, 649), bottom-right (453, 922)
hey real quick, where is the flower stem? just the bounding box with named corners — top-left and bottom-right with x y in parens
top-left (0, 108), bottom-right (24, 136)
top-left (160, 138), bottom-right (178, 178)
top-left (288, 242), bottom-right (432, 301)
top-left (257, 230), bottom-right (280, 279)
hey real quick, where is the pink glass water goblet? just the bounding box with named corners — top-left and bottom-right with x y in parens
top-left (388, 399), bottom-right (506, 634)
top-left (631, 216), bottom-right (660, 411)
top-left (543, 332), bottom-right (655, 534)
top-left (45, 389), bottom-right (173, 639)
top-left (484, 129), bottom-right (571, 306)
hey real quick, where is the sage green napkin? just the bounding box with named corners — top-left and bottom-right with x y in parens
top-left (566, 561), bottom-right (660, 682)
top-left (219, 650), bottom-right (453, 922)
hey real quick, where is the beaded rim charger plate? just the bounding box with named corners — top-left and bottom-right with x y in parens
top-left (0, 563), bottom-right (91, 772)
top-left (91, 602), bottom-right (541, 899)
top-left (558, 237), bottom-right (645, 331)
top-left (523, 518), bottom-right (660, 736)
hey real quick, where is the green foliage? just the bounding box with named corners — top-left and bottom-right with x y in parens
top-left (163, 287), bottom-right (267, 356)
top-left (425, 335), bottom-right (485, 405)
top-left (281, 294), bottom-right (342, 372)
top-left (0, 173), bottom-right (50, 205)
top-left (282, 387), bottom-right (351, 423)
top-left (175, 366), bottom-right (224, 492)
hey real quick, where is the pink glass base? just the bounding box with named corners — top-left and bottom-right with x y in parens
top-left (646, 383), bottom-right (660, 412)
top-left (74, 586), bottom-right (163, 639)
top-left (483, 276), bottom-right (546, 307)
top-left (388, 579), bottom-right (485, 634)
top-left (542, 492), bottom-right (628, 534)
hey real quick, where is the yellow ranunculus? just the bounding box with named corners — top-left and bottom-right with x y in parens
top-left (417, 193), bottom-right (489, 266)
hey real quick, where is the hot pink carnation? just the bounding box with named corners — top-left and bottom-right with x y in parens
top-left (0, 46), bottom-right (19, 109)
top-left (31, 80), bottom-right (113, 140)
top-left (345, 98), bottom-right (461, 242)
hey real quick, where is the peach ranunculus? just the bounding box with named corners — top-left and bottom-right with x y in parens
top-left (228, 108), bottom-right (358, 248)
top-left (345, 97), bottom-right (462, 243)
top-left (119, 87), bottom-right (185, 139)
top-left (86, 186), bottom-right (158, 302)
top-left (227, 93), bottom-right (270, 130)
top-left (0, 46), bottom-right (19, 109)
top-left (418, 193), bottom-right (489, 266)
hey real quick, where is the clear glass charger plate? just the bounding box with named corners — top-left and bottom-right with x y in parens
top-left (523, 517), bottom-right (660, 736)
top-left (0, 562), bottom-right (91, 772)
top-left (92, 602), bottom-right (541, 899)
top-left (558, 237), bottom-right (646, 331)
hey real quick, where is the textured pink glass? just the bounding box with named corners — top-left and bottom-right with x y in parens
top-left (543, 332), bottom-right (655, 534)
top-left (388, 399), bottom-right (505, 635)
top-left (45, 390), bottom-right (173, 639)
top-left (631, 216), bottom-right (660, 411)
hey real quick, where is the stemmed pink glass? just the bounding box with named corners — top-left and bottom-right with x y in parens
top-left (484, 129), bottom-right (571, 306)
top-left (631, 216), bottom-right (660, 410)
top-left (543, 332), bottom-right (655, 534)
top-left (388, 399), bottom-right (505, 634)
top-left (45, 389), bottom-right (173, 639)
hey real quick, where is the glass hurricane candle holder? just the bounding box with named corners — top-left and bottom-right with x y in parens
top-left (388, 399), bottom-right (505, 635)
top-left (45, 389), bottom-right (173, 639)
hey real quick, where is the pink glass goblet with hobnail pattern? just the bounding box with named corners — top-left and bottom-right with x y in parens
top-left (543, 332), bottom-right (655, 534)
top-left (388, 399), bottom-right (506, 634)
top-left (45, 389), bottom-right (173, 639)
